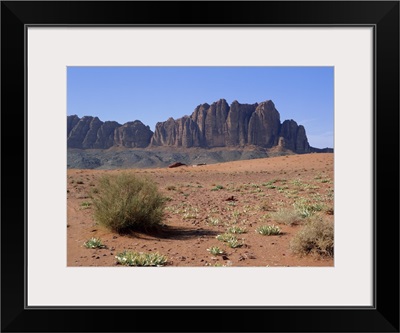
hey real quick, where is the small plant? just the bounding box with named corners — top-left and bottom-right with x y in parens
top-left (227, 237), bottom-right (243, 248)
top-left (92, 173), bottom-right (166, 233)
top-left (207, 217), bottom-right (220, 226)
top-left (216, 233), bottom-right (243, 248)
top-left (166, 185), bottom-right (176, 191)
top-left (227, 226), bottom-right (246, 234)
top-left (320, 178), bottom-right (331, 183)
top-left (294, 200), bottom-right (324, 218)
top-left (115, 251), bottom-right (168, 266)
top-left (211, 185), bottom-right (224, 191)
top-left (216, 233), bottom-right (233, 242)
top-left (84, 237), bottom-right (105, 249)
top-left (80, 201), bottom-right (92, 209)
top-left (232, 210), bottom-right (241, 219)
top-left (256, 225), bottom-right (281, 236)
top-left (290, 215), bottom-right (334, 257)
top-left (207, 246), bottom-right (225, 255)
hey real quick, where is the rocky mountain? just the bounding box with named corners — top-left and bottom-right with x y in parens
top-left (67, 99), bottom-right (316, 154)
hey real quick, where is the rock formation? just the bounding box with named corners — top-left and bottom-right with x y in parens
top-left (67, 99), bottom-right (313, 153)
top-left (67, 117), bottom-right (152, 149)
top-left (150, 99), bottom-right (311, 153)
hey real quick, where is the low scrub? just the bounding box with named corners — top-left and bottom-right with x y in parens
top-left (115, 251), bottom-right (168, 266)
top-left (92, 173), bottom-right (166, 233)
top-left (290, 215), bottom-right (334, 257)
top-left (270, 208), bottom-right (303, 226)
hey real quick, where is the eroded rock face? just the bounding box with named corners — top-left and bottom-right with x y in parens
top-left (224, 100), bottom-right (257, 146)
top-left (67, 116), bottom-right (98, 148)
top-left (67, 117), bottom-right (152, 149)
top-left (247, 101), bottom-right (281, 148)
top-left (278, 119), bottom-right (311, 153)
top-left (68, 99), bottom-right (313, 153)
top-left (93, 121), bottom-right (121, 149)
top-left (114, 121), bottom-right (153, 148)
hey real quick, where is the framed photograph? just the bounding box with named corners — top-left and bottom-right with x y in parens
top-left (2, 1), bottom-right (399, 332)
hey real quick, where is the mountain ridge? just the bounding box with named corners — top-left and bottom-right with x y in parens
top-left (67, 98), bottom-right (332, 153)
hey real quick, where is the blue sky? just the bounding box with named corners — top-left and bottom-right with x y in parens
top-left (67, 67), bottom-right (334, 148)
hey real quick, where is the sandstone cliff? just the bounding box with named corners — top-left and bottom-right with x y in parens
top-left (67, 99), bottom-right (312, 153)
top-left (67, 117), bottom-right (152, 149)
top-left (150, 99), bottom-right (311, 153)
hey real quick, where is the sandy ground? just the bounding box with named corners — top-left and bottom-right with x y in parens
top-left (67, 153), bottom-right (334, 267)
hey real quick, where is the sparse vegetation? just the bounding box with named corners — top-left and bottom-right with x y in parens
top-left (68, 153), bottom-right (334, 267)
top-left (270, 208), bottom-right (303, 226)
top-left (256, 225), bottom-right (281, 235)
top-left (211, 185), bottom-right (224, 191)
top-left (80, 201), bottom-right (92, 209)
top-left (216, 233), bottom-right (233, 242)
top-left (290, 215), bottom-right (334, 257)
top-left (227, 237), bottom-right (243, 248)
top-left (92, 173), bottom-right (166, 233)
top-left (207, 217), bottom-right (221, 226)
top-left (216, 233), bottom-right (243, 248)
top-left (294, 199), bottom-right (324, 218)
top-left (207, 246), bottom-right (225, 255)
top-left (84, 237), bottom-right (105, 249)
top-left (115, 251), bottom-right (168, 266)
top-left (227, 226), bottom-right (246, 234)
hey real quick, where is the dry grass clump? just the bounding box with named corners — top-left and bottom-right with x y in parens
top-left (92, 173), bottom-right (166, 233)
top-left (290, 215), bottom-right (334, 257)
top-left (270, 208), bottom-right (303, 226)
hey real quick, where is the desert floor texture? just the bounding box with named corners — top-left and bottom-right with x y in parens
top-left (67, 153), bottom-right (334, 267)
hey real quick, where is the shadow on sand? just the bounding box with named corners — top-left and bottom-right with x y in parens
top-left (122, 225), bottom-right (219, 241)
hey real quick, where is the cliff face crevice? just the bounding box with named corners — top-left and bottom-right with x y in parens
top-left (67, 99), bottom-right (312, 153)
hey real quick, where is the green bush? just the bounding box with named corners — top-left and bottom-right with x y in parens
top-left (290, 215), bottom-right (334, 257)
top-left (92, 173), bottom-right (166, 233)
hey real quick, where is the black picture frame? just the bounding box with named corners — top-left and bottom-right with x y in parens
top-left (1, 1), bottom-right (399, 332)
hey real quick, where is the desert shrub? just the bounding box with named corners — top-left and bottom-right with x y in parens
top-left (115, 251), bottom-right (168, 266)
top-left (270, 208), bottom-right (303, 226)
top-left (92, 173), bottom-right (166, 233)
top-left (290, 215), bottom-right (334, 257)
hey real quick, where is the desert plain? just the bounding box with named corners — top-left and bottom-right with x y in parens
top-left (67, 152), bottom-right (334, 267)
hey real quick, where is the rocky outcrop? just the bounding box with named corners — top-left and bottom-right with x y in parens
top-left (67, 116), bottom-right (152, 149)
top-left (67, 99), bottom-right (313, 153)
top-left (247, 101), bottom-right (281, 148)
top-left (114, 121), bottom-right (153, 148)
top-left (94, 121), bottom-right (121, 149)
top-left (224, 100), bottom-right (257, 146)
top-left (150, 98), bottom-right (310, 153)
